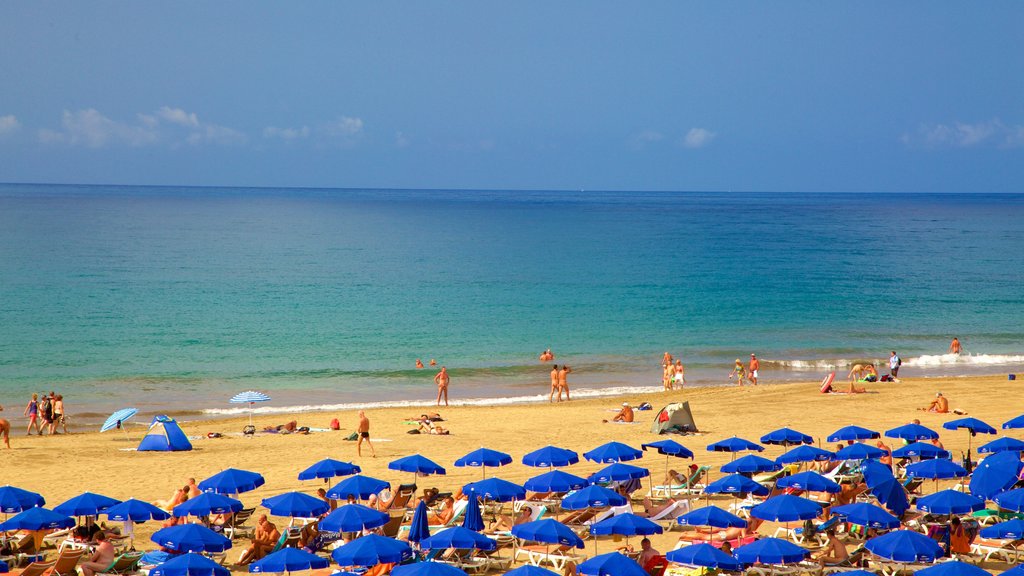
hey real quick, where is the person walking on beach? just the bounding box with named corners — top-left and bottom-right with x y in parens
top-left (558, 365), bottom-right (572, 401)
top-left (663, 362), bottom-right (674, 391)
top-left (673, 359), bottom-right (686, 389)
top-left (889, 351), bottom-right (902, 380)
top-left (356, 410), bottom-right (375, 457)
top-left (434, 366), bottom-right (450, 407)
top-left (748, 354), bottom-right (760, 385)
top-left (949, 338), bottom-right (962, 355)
top-left (729, 359), bottom-right (746, 386)
top-left (0, 405), bottom-right (9, 449)
top-left (38, 392), bottom-right (53, 435)
top-left (51, 394), bottom-right (68, 434)
top-left (24, 393), bottom-right (40, 435)
top-left (549, 365), bottom-right (560, 402)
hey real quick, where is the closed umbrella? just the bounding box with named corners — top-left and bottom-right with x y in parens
top-left (229, 390), bottom-right (271, 426)
top-left (827, 425), bottom-right (879, 442)
top-left (250, 548), bottom-right (329, 574)
top-left (198, 468), bottom-right (265, 495)
top-left (666, 544), bottom-right (743, 571)
top-left (461, 493), bottom-right (484, 532)
top-left (522, 446), bottom-right (580, 468)
top-left (330, 534), bottom-right (413, 567)
top-left (454, 448), bottom-right (512, 479)
top-left (151, 552), bottom-right (230, 576)
top-left (298, 459), bottom-right (361, 482)
top-left (583, 441), bottom-right (643, 463)
top-left (408, 501), bottom-right (430, 544)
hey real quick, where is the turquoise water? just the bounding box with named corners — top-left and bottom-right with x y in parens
top-left (1, 184), bottom-right (1022, 422)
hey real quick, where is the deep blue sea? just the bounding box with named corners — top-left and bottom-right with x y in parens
top-left (1, 184), bottom-right (1022, 423)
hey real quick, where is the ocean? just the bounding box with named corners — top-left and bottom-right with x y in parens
top-left (1, 184), bottom-right (1022, 425)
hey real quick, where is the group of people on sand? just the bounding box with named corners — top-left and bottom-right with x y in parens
top-left (661, 353), bottom-right (686, 390)
top-left (548, 364), bottom-right (572, 402)
top-left (0, 392), bottom-right (69, 448)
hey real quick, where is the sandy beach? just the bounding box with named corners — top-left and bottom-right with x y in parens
top-left (3, 373), bottom-right (1022, 572)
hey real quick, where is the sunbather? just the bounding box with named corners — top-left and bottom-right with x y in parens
top-left (489, 505), bottom-right (533, 532)
top-left (427, 497), bottom-right (457, 525)
top-left (154, 485), bottom-right (189, 511)
top-left (919, 392), bottom-right (949, 413)
top-left (237, 515), bottom-right (280, 565)
top-left (604, 403), bottom-right (633, 423)
top-left (80, 532), bottom-right (117, 576)
top-left (418, 418), bottom-right (449, 435)
top-left (683, 518), bottom-right (763, 543)
top-left (637, 497), bottom-right (680, 518)
top-left (814, 528), bottom-right (851, 566)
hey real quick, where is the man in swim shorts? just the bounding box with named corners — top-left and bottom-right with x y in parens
top-left (434, 366), bottom-right (450, 407)
top-left (356, 410), bottom-right (375, 457)
top-left (748, 354), bottom-right (759, 385)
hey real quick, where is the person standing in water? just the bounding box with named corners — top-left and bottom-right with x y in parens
top-left (558, 365), bottom-right (572, 401)
top-left (729, 359), bottom-right (746, 387)
top-left (549, 365), bottom-right (560, 402)
top-left (434, 366), bottom-right (450, 407)
top-left (949, 338), bottom-right (962, 355)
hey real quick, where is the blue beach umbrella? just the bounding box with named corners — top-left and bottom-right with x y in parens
top-left (229, 390), bottom-right (271, 426)
top-left (1003, 567), bottom-right (1024, 576)
top-left (720, 454), bottom-right (781, 474)
top-left (979, 437), bottom-right (1024, 454)
top-left (104, 499), bottom-right (171, 522)
top-left (577, 552), bottom-right (647, 576)
top-left (916, 489), bottom-right (984, 515)
top-left (776, 445), bottom-right (835, 465)
top-left (703, 473), bottom-right (769, 496)
top-left (835, 442), bottom-right (885, 460)
top-left (750, 494), bottom-right (822, 522)
top-left (330, 534), bottom-right (413, 567)
top-left (511, 519), bottom-right (585, 548)
top-left (319, 504), bottom-right (389, 533)
top-left (327, 475), bottom-right (390, 501)
top-left (408, 500), bottom-right (430, 544)
top-left (641, 439), bottom-right (694, 458)
top-left (522, 446), bottom-right (580, 468)
top-left (916, 561), bottom-right (993, 576)
top-left (707, 436), bottom-right (764, 459)
top-left (827, 425), bottom-right (880, 442)
top-left (860, 460), bottom-right (896, 488)
top-left (885, 423), bottom-right (940, 441)
top-left (524, 470), bottom-right (589, 493)
top-left (0, 507), bottom-right (74, 531)
top-left (993, 488), bottom-right (1024, 512)
top-left (389, 454), bottom-right (446, 477)
top-left (461, 493), bottom-right (484, 532)
top-left (865, 530), bottom-right (943, 562)
top-left (667, 544), bottom-right (743, 571)
top-left (776, 470), bottom-right (842, 493)
top-left (503, 566), bottom-right (560, 576)
top-left (1004, 415), bottom-right (1024, 430)
top-left (172, 492), bottom-right (243, 518)
top-left (583, 441), bottom-right (643, 463)
top-left (151, 523), bottom-right (232, 553)
top-left (463, 477), bottom-right (526, 503)
top-left (981, 518), bottom-right (1024, 540)
top-left (588, 462), bottom-right (650, 483)
top-left (892, 442), bottom-right (950, 460)
top-left (0, 559), bottom-right (7, 574)
top-left (420, 526), bottom-right (497, 551)
top-left (831, 503), bottom-right (901, 529)
top-left (260, 491), bottom-right (329, 518)
top-left (455, 447), bottom-right (513, 478)
top-left (971, 451), bottom-right (1023, 500)
top-left (944, 417), bottom-right (997, 435)
top-left (151, 552), bottom-right (230, 576)
top-left (54, 492), bottom-right (121, 516)
top-left (100, 408), bottom-right (138, 435)
top-left (0, 486), bottom-right (45, 514)
top-left (870, 478), bottom-right (910, 516)
top-left (560, 485), bottom-right (627, 510)
top-left (250, 547), bottom-right (329, 574)
top-left (905, 458), bottom-right (968, 480)
top-left (733, 537), bottom-right (808, 565)
top-left (298, 459), bottom-right (361, 482)
top-left (589, 514), bottom-right (662, 548)
top-left (677, 506), bottom-right (747, 529)
top-left (198, 468), bottom-right (265, 495)
top-left (760, 427), bottom-right (813, 446)
top-left (391, 563), bottom-right (468, 576)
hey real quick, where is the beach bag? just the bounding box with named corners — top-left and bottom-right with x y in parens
top-left (243, 425), bottom-right (255, 436)
top-left (344, 431), bottom-right (359, 441)
top-left (330, 418), bottom-right (340, 430)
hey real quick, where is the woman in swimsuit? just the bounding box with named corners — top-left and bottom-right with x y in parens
top-left (24, 393), bottom-right (40, 435)
top-left (51, 394), bottom-right (67, 434)
top-left (729, 359), bottom-right (746, 387)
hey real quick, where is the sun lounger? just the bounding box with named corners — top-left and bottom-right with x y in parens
top-left (96, 551), bottom-right (145, 576)
top-left (969, 538), bottom-right (1020, 563)
top-left (222, 507), bottom-right (256, 540)
top-left (14, 560), bottom-right (56, 576)
top-left (42, 547), bottom-right (85, 576)
top-left (515, 543), bottom-right (587, 571)
top-left (650, 466), bottom-right (711, 498)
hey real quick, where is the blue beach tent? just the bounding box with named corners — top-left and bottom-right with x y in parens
top-left (138, 415), bottom-right (192, 452)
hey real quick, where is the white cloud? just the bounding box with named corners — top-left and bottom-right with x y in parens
top-left (157, 106), bottom-right (200, 128)
top-left (903, 119), bottom-right (1024, 149)
top-left (682, 127), bottom-right (716, 149)
top-left (322, 116), bottom-right (364, 137)
top-left (37, 107), bottom-right (245, 148)
top-left (264, 126), bottom-right (310, 141)
top-left (0, 115), bottom-right (21, 136)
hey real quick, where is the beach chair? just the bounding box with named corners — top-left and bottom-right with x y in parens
top-left (587, 504), bottom-right (632, 526)
top-left (754, 464), bottom-right (797, 485)
top-left (969, 537), bottom-right (1020, 563)
top-left (650, 466), bottom-right (711, 498)
top-left (774, 516), bottom-right (838, 546)
top-left (222, 507), bottom-right (256, 540)
top-left (380, 513), bottom-right (404, 538)
top-left (13, 560), bottom-right (56, 576)
top-left (516, 543), bottom-right (587, 571)
top-left (379, 484), bottom-right (416, 513)
top-left (46, 547), bottom-right (86, 576)
top-left (96, 551), bottom-right (145, 576)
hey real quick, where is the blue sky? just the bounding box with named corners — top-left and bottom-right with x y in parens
top-left (1, 2), bottom-right (1022, 192)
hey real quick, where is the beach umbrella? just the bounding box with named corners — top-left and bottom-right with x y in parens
top-left (298, 459), bottom-right (361, 482)
top-left (104, 499), bottom-right (171, 522)
top-left (463, 477), bottom-right (526, 503)
top-left (667, 544), bottom-right (743, 571)
top-left (943, 417), bottom-right (997, 460)
top-left (420, 526), bottom-right (497, 551)
top-left (172, 492), bottom-right (243, 518)
top-left (503, 566), bottom-right (560, 576)
top-left (776, 445), bottom-right (835, 465)
top-left (198, 468), bottom-right (265, 495)
top-left (865, 530), bottom-right (943, 562)
top-left (733, 537), bottom-right (808, 565)
top-left (462, 493), bottom-right (484, 531)
top-left (583, 441), bottom-right (643, 463)
top-left (391, 563), bottom-right (468, 576)
top-left (53, 492), bottom-right (121, 517)
top-left (776, 470), bottom-right (841, 493)
top-left (589, 513), bottom-right (662, 548)
top-left (885, 423), bottom-right (939, 441)
top-left (577, 552), bottom-right (647, 576)
top-left (100, 407), bottom-right (138, 440)
top-left (319, 504), bottom-right (389, 533)
top-left (522, 445), bottom-right (580, 468)
top-left (588, 462), bottom-right (650, 483)
top-left (835, 442), bottom-right (885, 460)
top-left (151, 523), bottom-right (232, 553)
top-left (832, 503), bottom-right (900, 529)
top-left (1004, 415), bottom-right (1024, 430)
top-left (0, 486), bottom-right (45, 514)
top-left (905, 458), bottom-right (968, 480)
top-left (326, 475), bottom-right (390, 501)
top-left (1003, 567), bottom-right (1024, 576)
top-left (560, 485), bottom-right (627, 510)
top-left (388, 454), bottom-right (446, 478)
top-left (760, 427), bottom-right (813, 446)
top-left (703, 473), bottom-right (769, 496)
top-left (151, 552), bottom-right (230, 576)
top-left (260, 491), bottom-right (329, 519)
top-left (229, 390), bottom-right (271, 425)
top-left (512, 519), bottom-right (585, 548)
top-left (720, 454), bottom-right (781, 474)
top-left (827, 425), bottom-right (880, 442)
top-left (750, 494), bottom-right (823, 522)
top-left (971, 451), bottom-right (1023, 500)
top-left (250, 547), bottom-right (329, 574)
top-left (454, 447), bottom-right (512, 478)
top-left (641, 439), bottom-right (694, 487)
top-left (979, 437), bottom-right (1024, 454)
top-left (408, 500), bottom-right (430, 544)
top-left (870, 478), bottom-right (910, 516)
top-left (860, 460), bottom-right (896, 488)
top-left (0, 559), bottom-right (7, 574)
top-left (0, 507), bottom-right (74, 531)
top-left (706, 436), bottom-right (764, 460)
top-left (677, 506), bottom-right (746, 529)
top-left (524, 470), bottom-right (589, 493)
top-left (993, 488), bottom-right (1024, 512)
top-left (330, 534), bottom-right (413, 567)
top-left (981, 518), bottom-right (1024, 540)
top-left (892, 442), bottom-right (950, 460)
top-left (916, 561), bottom-right (992, 576)
top-left (916, 489), bottom-right (984, 515)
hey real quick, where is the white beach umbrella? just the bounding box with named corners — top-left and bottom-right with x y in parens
top-left (229, 390), bottom-right (271, 425)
